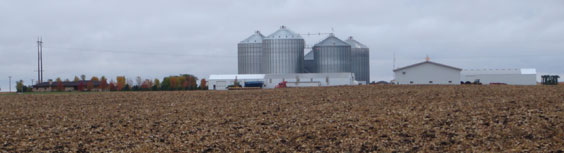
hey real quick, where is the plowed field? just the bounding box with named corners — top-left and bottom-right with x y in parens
top-left (1, 85), bottom-right (563, 152)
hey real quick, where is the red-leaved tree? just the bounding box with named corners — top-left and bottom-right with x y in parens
top-left (77, 81), bottom-right (85, 91)
top-left (86, 81), bottom-right (94, 91)
top-left (56, 78), bottom-right (64, 92)
top-left (200, 78), bottom-right (207, 90)
top-left (109, 81), bottom-right (116, 91)
top-left (100, 78), bottom-right (108, 91)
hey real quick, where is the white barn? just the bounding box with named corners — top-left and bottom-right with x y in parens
top-left (393, 61), bottom-right (462, 85)
top-left (461, 68), bottom-right (537, 85)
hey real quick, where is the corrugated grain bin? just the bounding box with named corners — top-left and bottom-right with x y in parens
top-left (238, 31), bottom-right (264, 74)
top-left (313, 34), bottom-right (351, 73)
top-left (345, 36), bottom-right (370, 84)
top-left (261, 26), bottom-right (305, 74)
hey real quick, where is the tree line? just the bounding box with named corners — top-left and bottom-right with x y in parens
top-left (16, 74), bottom-right (208, 92)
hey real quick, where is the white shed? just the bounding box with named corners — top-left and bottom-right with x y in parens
top-left (207, 74), bottom-right (265, 90)
top-left (207, 73), bottom-right (357, 90)
top-left (393, 61), bottom-right (462, 85)
top-left (264, 73), bottom-right (357, 88)
top-left (461, 68), bottom-right (537, 85)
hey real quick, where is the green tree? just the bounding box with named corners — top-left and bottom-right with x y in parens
top-left (91, 76), bottom-right (99, 82)
top-left (123, 84), bottom-right (131, 91)
top-left (73, 76), bottom-right (80, 82)
top-left (153, 78), bottom-right (160, 91)
top-left (161, 77), bottom-right (170, 90)
top-left (16, 80), bottom-right (24, 92)
top-left (80, 74), bottom-right (86, 81)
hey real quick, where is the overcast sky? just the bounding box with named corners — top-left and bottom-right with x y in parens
top-left (1, 0), bottom-right (563, 91)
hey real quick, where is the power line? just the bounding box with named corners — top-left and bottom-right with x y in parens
top-left (43, 47), bottom-right (236, 58)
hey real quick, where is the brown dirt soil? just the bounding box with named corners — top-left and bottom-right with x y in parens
top-left (1, 85), bottom-right (563, 152)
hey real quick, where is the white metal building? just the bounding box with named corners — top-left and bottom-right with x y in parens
top-left (207, 73), bottom-right (357, 90)
top-left (264, 73), bottom-right (357, 88)
top-left (461, 68), bottom-right (537, 85)
top-left (393, 61), bottom-right (462, 85)
top-left (207, 74), bottom-right (265, 90)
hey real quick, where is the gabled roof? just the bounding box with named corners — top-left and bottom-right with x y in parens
top-left (345, 36), bottom-right (368, 48)
top-left (393, 61), bottom-right (462, 72)
top-left (264, 26), bottom-right (303, 39)
top-left (314, 34), bottom-right (350, 47)
top-left (240, 31), bottom-right (264, 44)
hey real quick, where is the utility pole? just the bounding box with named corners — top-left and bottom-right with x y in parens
top-left (37, 37), bottom-right (43, 83)
top-left (8, 76), bottom-right (12, 92)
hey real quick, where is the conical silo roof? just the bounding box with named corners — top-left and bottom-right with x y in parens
top-left (345, 36), bottom-right (368, 48)
top-left (314, 34), bottom-right (350, 47)
top-left (265, 26), bottom-right (303, 39)
top-left (240, 31), bottom-right (264, 43)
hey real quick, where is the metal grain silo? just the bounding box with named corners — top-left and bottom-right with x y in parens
top-left (313, 34), bottom-right (351, 73)
top-left (238, 31), bottom-right (264, 74)
top-left (261, 26), bottom-right (305, 74)
top-left (345, 36), bottom-right (370, 84)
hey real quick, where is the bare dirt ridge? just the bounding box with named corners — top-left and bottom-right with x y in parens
top-left (1, 85), bottom-right (563, 152)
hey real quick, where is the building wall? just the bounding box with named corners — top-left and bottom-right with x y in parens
top-left (462, 74), bottom-right (537, 85)
top-left (207, 73), bottom-right (356, 90)
top-left (304, 59), bottom-right (315, 73)
top-left (33, 87), bottom-right (52, 92)
top-left (238, 43), bottom-right (262, 74)
top-left (207, 79), bottom-right (264, 90)
top-left (350, 48), bottom-right (370, 84)
top-left (264, 73), bottom-right (355, 88)
top-left (313, 46), bottom-right (351, 73)
top-left (394, 63), bottom-right (461, 85)
top-left (64, 87), bottom-right (74, 92)
top-left (261, 39), bottom-right (305, 74)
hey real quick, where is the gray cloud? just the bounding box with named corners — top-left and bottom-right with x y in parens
top-left (1, 0), bottom-right (563, 91)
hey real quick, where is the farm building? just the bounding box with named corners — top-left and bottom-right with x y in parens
top-left (207, 74), bottom-right (265, 90)
top-left (238, 26), bottom-right (370, 83)
top-left (207, 73), bottom-right (357, 90)
top-left (461, 68), bottom-right (537, 85)
top-left (33, 80), bottom-right (101, 92)
top-left (264, 73), bottom-right (357, 88)
top-left (393, 60), bottom-right (462, 85)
